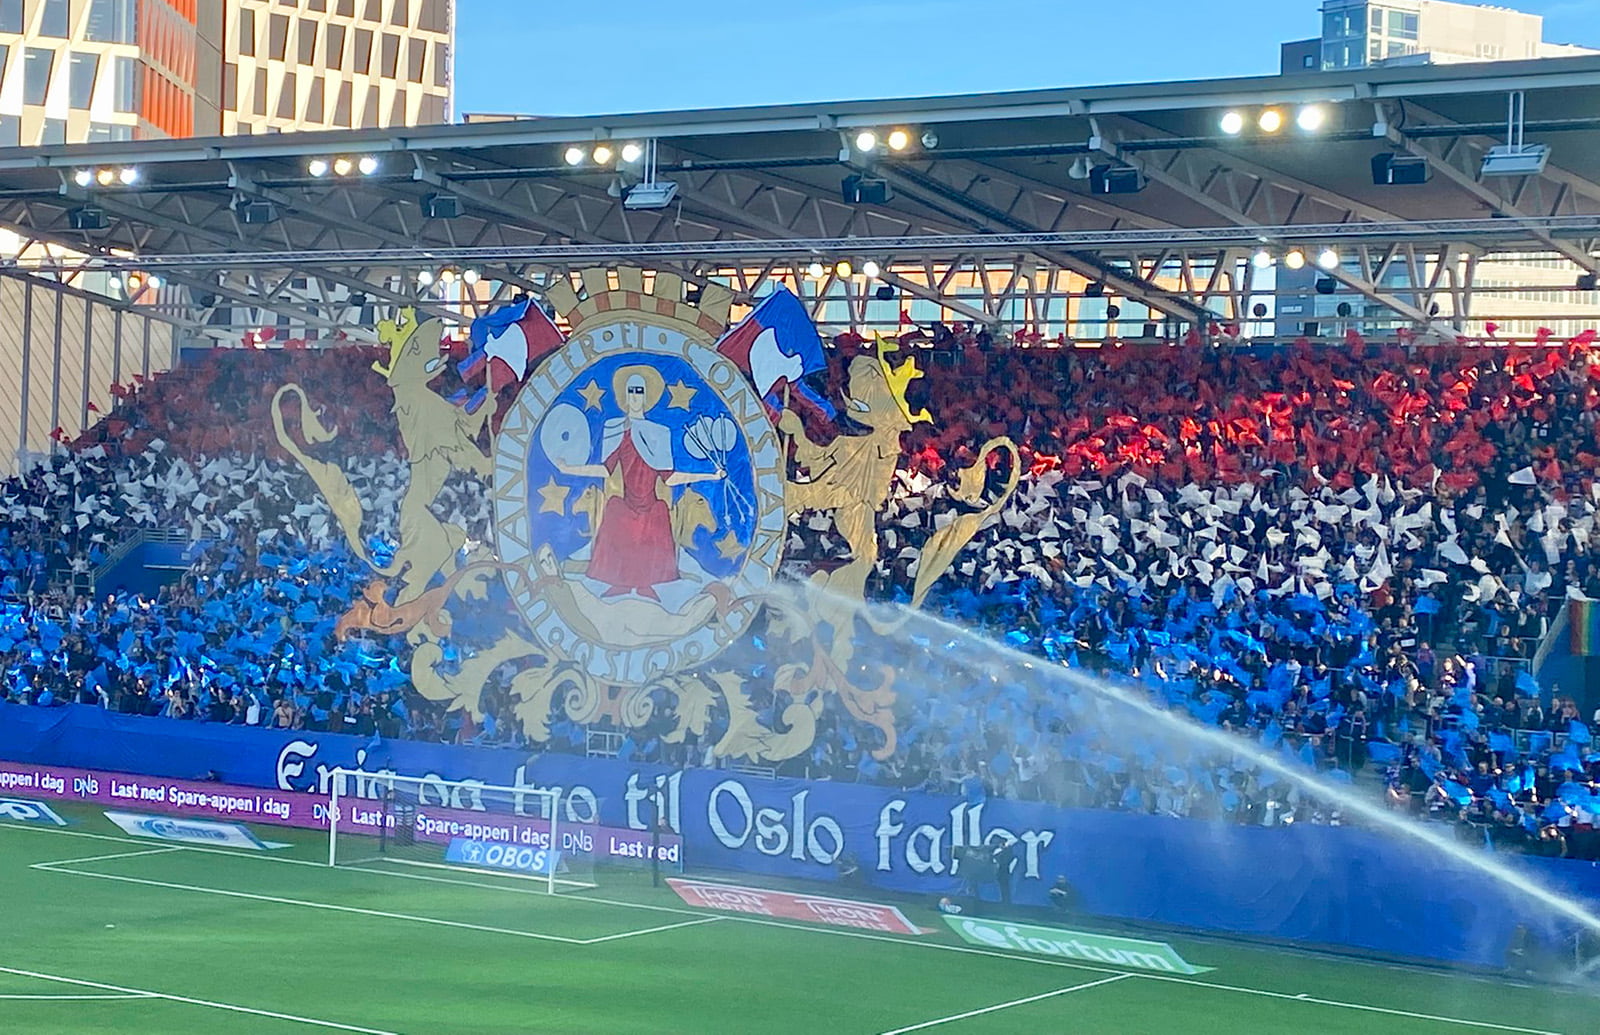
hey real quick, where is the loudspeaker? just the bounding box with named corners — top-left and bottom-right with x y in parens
top-left (1302, 321), bottom-right (1320, 337)
top-left (423, 192), bottom-right (460, 219)
top-left (1315, 277), bottom-right (1338, 295)
top-left (1371, 153), bottom-right (1430, 185)
top-left (841, 175), bottom-right (892, 205)
top-left (1089, 164), bottom-right (1146, 195)
top-left (69, 206), bottom-right (107, 231)
top-left (238, 200), bottom-right (278, 224)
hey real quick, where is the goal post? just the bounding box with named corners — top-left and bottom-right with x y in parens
top-left (326, 768), bottom-right (599, 894)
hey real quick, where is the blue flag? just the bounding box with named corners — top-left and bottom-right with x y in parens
top-left (1366, 741), bottom-right (1401, 765)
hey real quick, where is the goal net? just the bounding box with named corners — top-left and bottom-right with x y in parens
top-left (326, 769), bottom-right (600, 894)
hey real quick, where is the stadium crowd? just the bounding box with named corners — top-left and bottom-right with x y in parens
top-left (2, 329), bottom-right (1600, 858)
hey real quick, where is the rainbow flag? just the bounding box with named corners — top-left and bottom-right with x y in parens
top-left (1571, 599), bottom-right (1600, 656)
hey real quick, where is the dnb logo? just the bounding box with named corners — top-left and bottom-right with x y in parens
top-left (0, 797), bottom-right (67, 826)
top-left (493, 321), bottom-right (785, 685)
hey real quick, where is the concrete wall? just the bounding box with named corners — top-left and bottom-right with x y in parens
top-left (0, 276), bottom-right (176, 477)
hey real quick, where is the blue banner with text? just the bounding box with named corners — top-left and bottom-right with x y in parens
top-left (2, 702), bottom-right (1595, 969)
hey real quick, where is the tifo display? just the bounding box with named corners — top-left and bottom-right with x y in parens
top-left (11, 270), bottom-right (1600, 858)
top-left (3, 262), bottom-right (1600, 1034)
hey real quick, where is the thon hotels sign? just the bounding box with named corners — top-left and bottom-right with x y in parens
top-left (944, 916), bottom-right (1211, 975)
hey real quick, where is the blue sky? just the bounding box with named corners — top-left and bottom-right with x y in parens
top-left (454, 0), bottom-right (1597, 117)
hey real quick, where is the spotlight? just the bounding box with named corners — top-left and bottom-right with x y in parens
top-left (1258, 110), bottom-right (1283, 133)
top-left (862, 260), bottom-right (881, 279)
top-left (1296, 106), bottom-right (1327, 132)
top-left (620, 142), bottom-right (643, 164)
top-left (439, 268), bottom-right (457, 283)
top-left (1284, 249), bottom-right (1307, 270)
top-left (1252, 249), bottom-right (1274, 269)
top-left (1220, 111), bottom-right (1245, 135)
top-left (563, 146), bottom-right (585, 166)
top-left (835, 260), bottom-right (853, 278)
top-left (886, 129), bottom-right (911, 152)
top-left (807, 262), bottom-right (826, 279)
top-left (357, 155), bottom-right (379, 176)
top-left (920, 130), bottom-right (939, 149)
top-left (416, 270), bottom-right (434, 287)
top-left (96, 168), bottom-right (116, 186)
top-left (1317, 248), bottom-right (1340, 271)
top-left (462, 268), bottom-right (480, 285)
top-left (125, 272), bottom-right (142, 292)
top-left (146, 274), bottom-right (163, 290)
top-left (72, 169), bottom-right (93, 188)
top-left (1068, 156), bottom-right (1092, 180)
top-left (592, 145), bottom-right (614, 165)
top-left (307, 158), bottom-right (329, 177)
top-left (854, 130), bottom-right (878, 153)
top-left (118, 167), bottom-right (139, 185)
top-left (332, 157), bottom-right (353, 176)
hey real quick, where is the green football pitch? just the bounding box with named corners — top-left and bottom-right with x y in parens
top-left (0, 806), bottom-right (1594, 1035)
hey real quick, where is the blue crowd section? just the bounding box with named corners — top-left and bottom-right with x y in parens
top-left (4, 702), bottom-right (1596, 970)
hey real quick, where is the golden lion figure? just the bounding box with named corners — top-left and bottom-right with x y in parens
top-left (274, 310), bottom-right (494, 608)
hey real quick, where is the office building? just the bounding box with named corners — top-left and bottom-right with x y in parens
top-left (0, 0), bottom-right (453, 147)
top-left (1283, 0), bottom-right (1595, 74)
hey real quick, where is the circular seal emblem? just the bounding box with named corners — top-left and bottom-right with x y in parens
top-left (493, 319), bottom-right (785, 685)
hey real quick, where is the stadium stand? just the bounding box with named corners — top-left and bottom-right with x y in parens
top-left (4, 333), bottom-right (1600, 859)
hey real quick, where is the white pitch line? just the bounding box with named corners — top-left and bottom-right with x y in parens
top-left (34, 863), bottom-right (590, 945)
top-left (1135, 973), bottom-right (1567, 1035)
top-left (0, 966), bottom-right (398, 1034)
top-left (0, 821), bottom-right (1583, 1032)
top-left (878, 974), bottom-right (1133, 1034)
top-left (30, 847), bottom-right (184, 867)
top-left (578, 916), bottom-right (723, 944)
top-left (0, 993), bottom-right (155, 1000)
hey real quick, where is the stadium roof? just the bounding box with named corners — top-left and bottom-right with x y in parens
top-left (1, 55), bottom-right (1597, 333)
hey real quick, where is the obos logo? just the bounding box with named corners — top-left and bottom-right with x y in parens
top-left (493, 321), bottom-right (786, 685)
top-left (0, 797), bottom-right (67, 826)
top-left (447, 838), bottom-right (558, 875)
